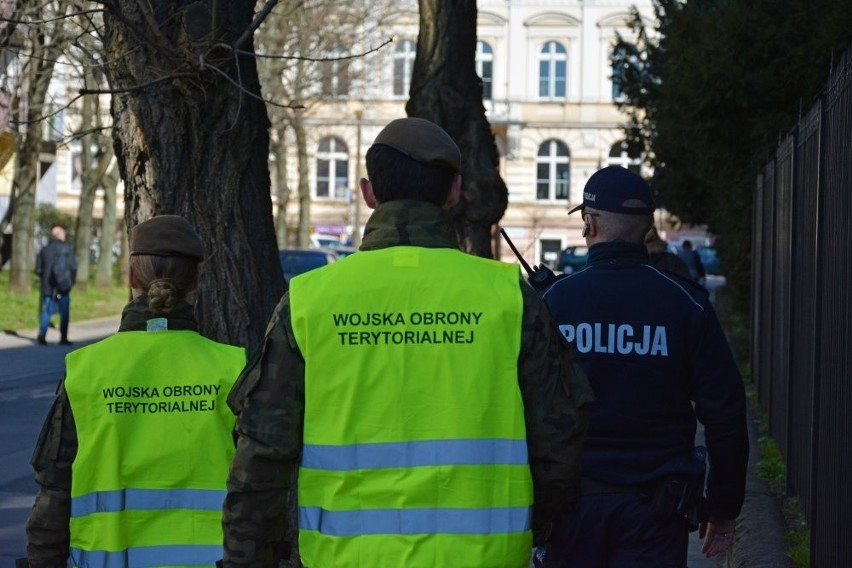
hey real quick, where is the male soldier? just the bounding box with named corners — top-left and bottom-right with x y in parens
top-left (539, 166), bottom-right (748, 567)
top-left (223, 117), bottom-right (592, 567)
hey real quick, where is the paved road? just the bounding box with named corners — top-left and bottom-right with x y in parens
top-left (0, 317), bottom-right (119, 566)
top-left (0, 316), bottom-right (724, 567)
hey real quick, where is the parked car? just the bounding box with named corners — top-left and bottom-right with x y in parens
top-left (311, 233), bottom-right (344, 249)
top-left (556, 246), bottom-right (589, 274)
top-left (279, 248), bottom-right (339, 282)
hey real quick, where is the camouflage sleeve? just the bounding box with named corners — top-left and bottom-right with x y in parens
top-left (223, 292), bottom-right (304, 567)
top-left (25, 381), bottom-right (76, 567)
top-left (517, 281), bottom-right (593, 546)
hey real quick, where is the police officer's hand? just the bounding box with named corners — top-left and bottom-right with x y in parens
top-left (699, 517), bottom-right (735, 557)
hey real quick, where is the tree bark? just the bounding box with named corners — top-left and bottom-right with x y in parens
top-left (271, 128), bottom-right (290, 248)
top-left (292, 113), bottom-right (311, 248)
top-left (102, 1), bottom-right (282, 350)
top-left (74, 89), bottom-right (96, 292)
top-left (407, 0), bottom-right (507, 258)
top-left (94, 162), bottom-right (119, 288)
top-left (74, 69), bottom-right (115, 292)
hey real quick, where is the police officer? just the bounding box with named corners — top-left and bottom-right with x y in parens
top-left (222, 117), bottom-right (593, 567)
top-left (24, 215), bottom-right (246, 567)
top-left (539, 166), bottom-right (748, 567)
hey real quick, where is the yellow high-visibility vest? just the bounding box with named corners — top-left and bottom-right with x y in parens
top-left (290, 246), bottom-right (533, 568)
top-left (64, 329), bottom-right (245, 568)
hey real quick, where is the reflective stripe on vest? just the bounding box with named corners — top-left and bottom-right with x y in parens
top-left (301, 438), bottom-right (529, 470)
top-left (64, 330), bottom-right (244, 567)
top-left (299, 505), bottom-right (531, 536)
top-left (71, 488), bottom-right (226, 516)
top-left (70, 545), bottom-right (222, 568)
top-left (290, 247), bottom-right (532, 568)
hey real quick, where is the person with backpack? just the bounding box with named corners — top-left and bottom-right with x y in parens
top-left (35, 225), bottom-right (77, 345)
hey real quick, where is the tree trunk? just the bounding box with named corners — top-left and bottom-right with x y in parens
top-left (8, 110), bottom-right (40, 294)
top-left (94, 162), bottom-right (119, 288)
top-left (407, 0), bottom-right (507, 258)
top-left (8, 7), bottom-right (67, 293)
top-left (74, 90), bottom-right (95, 292)
top-left (293, 113), bottom-right (311, 248)
top-left (102, 1), bottom-right (282, 351)
top-left (117, 216), bottom-right (129, 291)
top-left (271, 128), bottom-right (290, 248)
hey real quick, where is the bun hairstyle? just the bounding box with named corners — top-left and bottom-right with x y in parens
top-left (130, 255), bottom-right (199, 315)
top-left (129, 215), bottom-right (204, 315)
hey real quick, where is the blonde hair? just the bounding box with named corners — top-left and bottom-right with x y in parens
top-left (130, 255), bottom-right (200, 315)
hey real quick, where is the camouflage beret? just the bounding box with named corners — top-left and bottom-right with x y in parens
top-left (372, 117), bottom-right (461, 173)
top-left (130, 215), bottom-right (204, 261)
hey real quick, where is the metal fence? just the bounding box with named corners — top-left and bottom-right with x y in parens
top-left (752, 44), bottom-right (852, 567)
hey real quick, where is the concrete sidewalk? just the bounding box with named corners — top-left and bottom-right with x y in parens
top-left (1, 315), bottom-right (121, 349)
top-left (724, 409), bottom-right (792, 568)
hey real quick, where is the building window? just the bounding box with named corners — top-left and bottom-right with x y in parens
top-left (393, 39), bottom-right (416, 97)
top-left (608, 140), bottom-right (643, 175)
top-left (540, 239), bottom-right (562, 269)
top-left (536, 140), bottom-right (570, 200)
top-left (476, 41), bottom-right (494, 100)
top-left (538, 41), bottom-right (567, 99)
top-left (316, 137), bottom-right (349, 199)
top-left (611, 43), bottom-right (639, 100)
top-left (321, 47), bottom-right (350, 97)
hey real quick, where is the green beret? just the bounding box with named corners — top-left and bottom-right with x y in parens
top-left (130, 215), bottom-right (204, 261)
top-left (372, 117), bottom-right (461, 173)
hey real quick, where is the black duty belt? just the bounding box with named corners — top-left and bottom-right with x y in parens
top-left (580, 476), bottom-right (657, 498)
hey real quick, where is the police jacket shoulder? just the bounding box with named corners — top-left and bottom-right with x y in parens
top-left (644, 264), bottom-right (711, 303)
top-left (541, 241), bottom-right (714, 337)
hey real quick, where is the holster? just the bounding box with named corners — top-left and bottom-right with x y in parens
top-left (649, 446), bottom-right (707, 531)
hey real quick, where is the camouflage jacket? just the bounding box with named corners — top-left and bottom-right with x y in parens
top-left (223, 201), bottom-right (593, 566)
top-left (24, 299), bottom-right (201, 567)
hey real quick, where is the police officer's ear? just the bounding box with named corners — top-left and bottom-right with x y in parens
top-left (443, 174), bottom-right (462, 209)
top-left (360, 177), bottom-right (378, 210)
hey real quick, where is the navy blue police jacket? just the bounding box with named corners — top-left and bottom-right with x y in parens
top-left (541, 241), bottom-right (748, 520)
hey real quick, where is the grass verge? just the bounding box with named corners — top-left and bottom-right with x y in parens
top-left (0, 268), bottom-right (128, 333)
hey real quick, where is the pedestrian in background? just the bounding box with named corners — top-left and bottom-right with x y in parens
top-left (35, 225), bottom-right (76, 345)
top-left (678, 239), bottom-right (706, 284)
top-left (540, 166), bottom-right (748, 567)
top-left (645, 226), bottom-right (691, 279)
top-left (222, 117), bottom-right (593, 567)
top-left (24, 215), bottom-right (245, 567)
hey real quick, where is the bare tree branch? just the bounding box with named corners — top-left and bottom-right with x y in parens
top-left (78, 71), bottom-right (195, 94)
top-left (200, 55), bottom-right (304, 111)
top-left (0, 8), bottom-right (103, 25)
top-left (242, 36), bottom-right (393, 62)
top-left (233, 0), bottom-right (280, 51)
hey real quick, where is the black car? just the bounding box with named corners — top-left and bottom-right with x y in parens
top-left (278, 248), bottom-right (339, 282)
